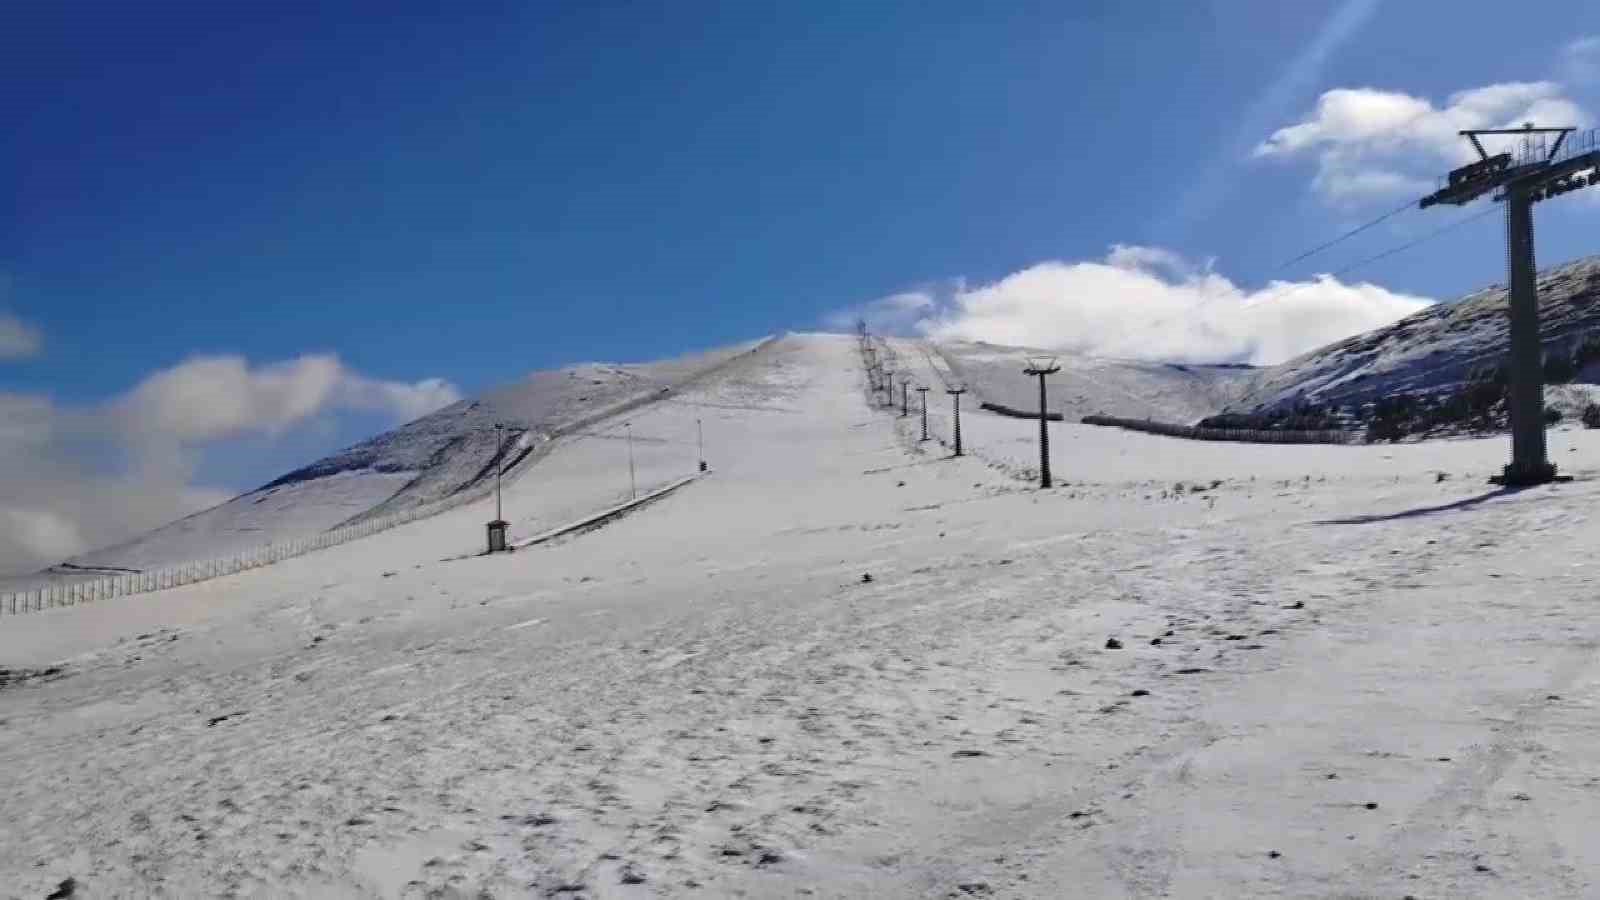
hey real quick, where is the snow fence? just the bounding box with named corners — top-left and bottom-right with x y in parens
top-left (980, 401), bottom-right (1064, 422)
top-left (1081, 415), bottom-right (1354, 445)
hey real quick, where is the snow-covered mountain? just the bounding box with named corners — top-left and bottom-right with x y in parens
top-left (57, 250), bottom-right (1600, 582)
top-left (1229, 254), bottom-right (1600, 415)
top-left (48, 335), bottom-right (1257, 578)
top-left (62, 340), bottom-right (769, 574)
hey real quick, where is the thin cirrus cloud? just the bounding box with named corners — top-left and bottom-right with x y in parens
top-left (0, 354), bottom-right (461, 576)
top-left (1564, 35), bottom-right (1600, 84)
top-left (1255, 80), bottom-right (1592, 203)
top-left (834, 245), bottom-right (1432, 368)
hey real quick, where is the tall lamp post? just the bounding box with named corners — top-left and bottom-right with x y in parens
top-left (697, 417), bottom-right (707, 472)
top-left (947, 387), bottom-right (966, 456)
top-left (1023, 355), bottom-right (1061, 488)
top-left (917, 386), bottom-right (930, 441)
top-left (624, 421), bottom-right (636, 500)
top-left (486, 423), bottom-right (510, 553)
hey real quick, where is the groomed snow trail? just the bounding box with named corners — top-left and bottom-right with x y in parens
top-left (6, 334), bottom-right (1600, 898)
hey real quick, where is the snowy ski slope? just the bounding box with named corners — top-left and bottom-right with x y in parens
top-left (8, 334), bottom-right (1600, 897)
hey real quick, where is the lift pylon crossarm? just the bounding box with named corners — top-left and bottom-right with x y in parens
top-left (1466, 131), bottom-right (1489, 162)
top-left (1457, 125), bottom-right (1575, 159)
top-left (1421, 133), bottom-right (1600, 209)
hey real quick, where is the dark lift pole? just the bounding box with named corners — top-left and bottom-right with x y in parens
top-left (947, 388), bottom-right (966, 456)
top-left (1022, 356), bottom-right (1061, 488)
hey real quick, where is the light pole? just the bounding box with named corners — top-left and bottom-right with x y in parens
top-left (947, 388), bottom-right (966, 456)
top-left (697, 417), bottom-right (706, 472)
top-left (917, 386), bottom-right (929, 441)
top-left (625, 422), bottom-right (636, 500)
top-left (1023, 355), bottom-right (1061, 488)
top-left (486, 423), bottom-right (510, 553)
top-left (495, 423), bottom-right (505, 520)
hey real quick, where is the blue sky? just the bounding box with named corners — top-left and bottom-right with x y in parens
top-left (3, 1), bottom-right (1600, 565)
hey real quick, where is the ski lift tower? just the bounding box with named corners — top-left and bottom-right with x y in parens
top-left (1420, 123), bottom-right (1600, 486)
top-left (946, 387), bottom-right (967, 456)
top-left (1022, 355), bottom-right (1061, 488)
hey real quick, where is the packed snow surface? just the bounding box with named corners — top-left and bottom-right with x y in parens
top-left (6, 334), bottom-right (1600, 898)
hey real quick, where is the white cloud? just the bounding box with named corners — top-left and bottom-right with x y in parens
top-left (1105, 244), bottom-right (1207, 278)
top-left (848, 245), bottom-right (1431, 367)
top-left (0, 311), bottom-right (41, 360)
top-left (0, 355), bottom-right (460, 576)
top-left (1257, 81), bottom-right (1591, 203)
top-left (0, 507), bottom-right (87, 563)
top-left (336, 374), bottom-right (464, 423)
top-left (825, 290), bottom-right (938, 335)
top-left (113, 354), bottom-right (461, 444)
